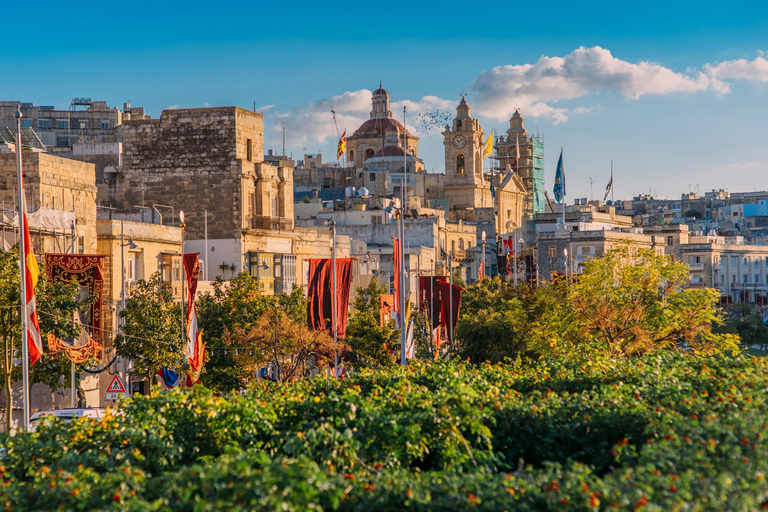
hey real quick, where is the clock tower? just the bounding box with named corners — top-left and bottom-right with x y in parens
top-left (443, 97), bottom-right (488, 216)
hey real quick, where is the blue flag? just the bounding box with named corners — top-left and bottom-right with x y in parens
top-left (553, 148), bottom-right (565, 203)
top-left (490, 180), bottom-right (496, 199)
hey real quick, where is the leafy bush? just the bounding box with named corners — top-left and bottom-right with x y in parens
top-left (3, 352), bottom-right (768, 510)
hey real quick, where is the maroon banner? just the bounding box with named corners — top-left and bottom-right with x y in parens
top-left (418, 276), bottom-right (442, 329)
top-left (392, 237), bottom-right (401, 320)
top-left (438, 278), bottom-right (461, 345)
top-left (45, 254), bottom-right (105, 342)
top-left (307, 258), bottom-right (353, 339)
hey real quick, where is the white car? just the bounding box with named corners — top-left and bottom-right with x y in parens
top-left (29, 408), bottom-right (106, 433)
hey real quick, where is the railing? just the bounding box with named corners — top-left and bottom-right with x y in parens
top-left (688, 263), bottom-right (705, 271)
top-left (249, 215), bottom-right (293, 231)
top-left (730, 283), bottom-right (767, 290)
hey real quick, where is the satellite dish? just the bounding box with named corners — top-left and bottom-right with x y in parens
top-left (353, 241), bottom-right (367, 254)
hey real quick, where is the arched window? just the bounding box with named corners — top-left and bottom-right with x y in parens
top-left (365, 148), bottom-right (375, 161)
top-left (459, 239), bottom-right (464, 250)
top-left (349, 150), bottom-right (354, 163)
top-left (456, 154), bottom-right (465, 174)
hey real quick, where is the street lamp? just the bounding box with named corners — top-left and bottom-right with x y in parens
top-left (563, 247), bottom-right (569, 285)
top-left (119, 220), bottom-right (137, 400)
top-left (328, 219), bottom-right (338, 377)
top-left (481, 231), bottom-right (486, 281)
top-left (179, 210), bottom-right (186, 355)
top-left (517, 237), bottom-right (524, 284)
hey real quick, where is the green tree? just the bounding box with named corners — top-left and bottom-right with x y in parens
top-left (559, 248), bottom-right (739, 357)
top-left (1, 247), bottom-right (94, 432)
top-left (230, 306), bottom-right (340, 383)
top-left (114, 272), bottom-right (185, 383)
top-left (714, 302), bottom-right (768, 350)
top-left (345, 279), bottom-right (399, 367)
top-left (195, 272), bottom-right (309, 391)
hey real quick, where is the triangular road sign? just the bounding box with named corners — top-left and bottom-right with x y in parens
top-left (107, 374), bottom-right (126, 394)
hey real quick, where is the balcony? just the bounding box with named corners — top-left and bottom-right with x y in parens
top-left (730, 283), bottom-right (767, 290)
top-left (249, 215), bottom-right (293, 231)
top-left (688, 263), bottom-right (705, 271)
top-left (713, 263), bottom-right (723, 271)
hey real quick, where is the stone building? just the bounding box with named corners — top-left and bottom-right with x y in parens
top-left (0, 99), bottom-right (145, 149)
top-left (346, 84), bottom-right (419, 168)
top-left (101, 106), bottom-right (342, 293)
top-left (494, 110), bottom-right (545, 240)
top-left (536, 229), bottom-right (659, 282)
top-left (96, 212), bottom-right (183, 402)
top-left (0, 149), bottom-right (97, 255)
top-left (441, 97), bottom-right (526, 240)
top-left (678, 235), bottom-right (768, 304)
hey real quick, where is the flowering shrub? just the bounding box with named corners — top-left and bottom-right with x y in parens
top-left (2, 352), bottom-right (768, 510)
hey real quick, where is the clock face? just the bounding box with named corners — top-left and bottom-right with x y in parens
top-left (452, 135), bottom-right (466, 149)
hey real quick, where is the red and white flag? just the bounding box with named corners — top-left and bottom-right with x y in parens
top-left (21, 180), bottom-right (43, 364)
top-left (184, 254), bottom-right (205, 383)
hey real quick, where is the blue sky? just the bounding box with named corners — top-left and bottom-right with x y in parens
top-left (3, 1), bottom-right (768, 202)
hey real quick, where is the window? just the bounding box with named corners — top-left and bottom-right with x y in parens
top-left (756, 274), bottom-right (760, 284)
top-left (456, 154), bottom-right (465, 174)
top-left (38, 120), bottom-right (50, 129)
top-left (731, 256), bottom-right (738, 265)
top-left (732, 275), bottom-right (737, 284)
top-left (365, 149), bottom-right (375, 160)
top-left (582, 246), bottom-right (592, 255)
top-left (451, 240), bottom-right (455, 254)
top-left (507, 209), bottom-right (511, 219)
top-left (323, 178), bottom-right (331, 189)
top-left (78, 237), bottom-right (84, 254)
top-left (370, 173), bottom-right (376, 182)
top-left (310, 161), bottom-right (316, 168)
top-left (101, 121), bottom-right (109, 130)
top-left (690, 256), bottom-right (701, 263)
top-left (246, 139), bottom-right (253, 162)
top-left (161, 255), bottom-right (182, 284)
top-left (744, 257), bottom-right (748, 265)
top-left (127, 257), bottom-right (135, 280)
top-left (744, 274), bottom-right (749, 283)
top-left (79, 121), bottom-right (88, 130)
top-left (666, 236), bottom-right (674, 245)
top-left (549, 246), bottom-right (556, 258)
top-left (458, 239), bottom-right (464, 250)
top-left (349, 150), bottom-right (354, 162)
top-left (57, 120), bottom-right (68, 129)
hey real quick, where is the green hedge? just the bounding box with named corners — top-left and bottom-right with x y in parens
top-left (2, 352), bottom-right (768, 510)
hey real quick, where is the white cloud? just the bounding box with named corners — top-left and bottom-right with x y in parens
top-left (166, 104), bottom-right (181, 109)
top-left (705, 55), bottom-right (768, 82)
top-left (471, 46), bottom-right (716, 122)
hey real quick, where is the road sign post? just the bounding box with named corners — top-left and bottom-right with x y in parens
top-left (106, 374), bottom-right (127, 400)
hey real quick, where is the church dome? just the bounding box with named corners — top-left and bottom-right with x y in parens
top-left (372, 145), bottom-right (413, 158)
top-left (354, 117), bottom-right (405, 136)
top-left (373, 87), bottom-right (389, 96)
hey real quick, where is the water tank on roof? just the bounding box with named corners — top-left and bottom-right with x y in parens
top-left (358, 187), bottom-right (369, 197)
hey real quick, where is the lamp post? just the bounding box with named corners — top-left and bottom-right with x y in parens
top-left (179, 210), bottom-right (186, 354)
top-left (481, 231), bottom-right (486, 281)
top-left (329, 219), bottom-right (338, 377)
top-left (119, 221), bottom-right (137, 399)
top-left (518, 237), bottom-right (524, 284)
top-left (448, 252), bottom-right (453, 350)
top-left (16, 106), bottom-right (31, 431)
top-left (563, 247), bottom-right (568, 285)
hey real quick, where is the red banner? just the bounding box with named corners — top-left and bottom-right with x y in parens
top-left (307, 258), bottom-right (353, 339)
top-left (45, 254), bottom-right (105, 343)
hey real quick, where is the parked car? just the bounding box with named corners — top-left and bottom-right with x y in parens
top-left (29, 408), bottom-right (106, 433)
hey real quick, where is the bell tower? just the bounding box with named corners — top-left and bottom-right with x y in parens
top-left (442, 97), bottom-right (489, 217)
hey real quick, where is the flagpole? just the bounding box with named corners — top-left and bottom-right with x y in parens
top-left (15, 106), bottom-right (30, 432)
top-left (611, 161), bottom-right (614, 204)
top-left (399, 107), bottom-right (407, 365)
